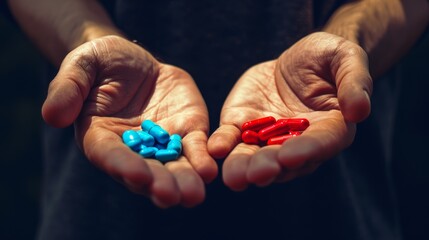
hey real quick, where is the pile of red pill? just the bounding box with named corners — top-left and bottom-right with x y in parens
top-left (241, 116), bottom-right (309, 145)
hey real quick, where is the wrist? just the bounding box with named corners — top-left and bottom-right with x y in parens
top-left (323, 0), bottom-right (429, 78)
top-left (322, 2), bottom-right (362, 44)
top-left (79, 24), bottom-right (125, 48)
top-left (69, 1), bottom-right (125, 51)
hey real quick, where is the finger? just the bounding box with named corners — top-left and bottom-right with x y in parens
top-left (335, 46), bottom-right (373, 123)
top-left (146, 160), bottom-right (181, 208)
top-left (183, 131), bottom-right (218, 183)
top-left (277, 113), bottom-right (355, 170)
top-left (246, 146), bottom-right (282, 187)
top-left (83, 130), bottom-right (154, 193)
top-left (165, 157), bottom-right (205, 208)
top-left (222, 143), bottom-right (259, 191)
top-left (82, 126), bottom-right (181, 208)
top-left (274, 161), bottom-right (319, 183)
top-left (42, 48), bottom-right (96, 128)
top-left (208, 124), bottom-right (242, 159)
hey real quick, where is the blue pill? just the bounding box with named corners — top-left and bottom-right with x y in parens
top-left (170, 134), bottom-right (182, 141)
top-left (139, 146), bottom-right (158, 158)
top-left (141, 120), bottom-right (170, 144)
top-left (136, 130), bottom-right (155, 146)
top-left (154, 142), bottom-right (168, 150)
top-left (141, 119), bottom-right (156, 131)
top-left (155, 149), bottom-right (179, 162)
top-left (167, 134), bottom-right (182, 154)
top-left (122, 130), bottom-right (142, 151)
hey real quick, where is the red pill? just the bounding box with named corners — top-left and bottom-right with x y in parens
top-left (242, 116), bottom-right (276, 132)
top-left (276, 118), bottom-right (309, 131)
top-left (241, 130), bottom-right (260, 144)
top-left (258, 120), bottom-right (290, 141)
top-left (267, 132), bottom-right (302, 145)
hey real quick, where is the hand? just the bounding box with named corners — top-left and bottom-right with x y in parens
top-left (208, 32), bottom-right (372, 191)
top-left (42, 35), bottom-right (217, 207)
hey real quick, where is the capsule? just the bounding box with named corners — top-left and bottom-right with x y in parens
top-left (139, 146), bottom-right (158, 157)
top-left (136, 130), bottom-right (155, 147)
top-left (141, 119), bottom-right (170, 144)
top-left (167, 134), bottom-right (182, 154)
top-left (155, 149), bottom-right (179, 162)
top-left (241, 116), bottom-right (276, 132)
top-left (277, 118), bottom-right (309, 131)
top-left (241, 130), bottom-right (260, 145)
top-left (258, 120), bottom-right (290, 141)
top-left (267, 132), bottom-right (302, 145)
top-left (122, 130), bottom-right (142, 151)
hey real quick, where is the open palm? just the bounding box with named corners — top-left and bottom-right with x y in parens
top-left (42, 36), bottom-right (217, 207)
top-left (208, 32), bottom-right (372, 191)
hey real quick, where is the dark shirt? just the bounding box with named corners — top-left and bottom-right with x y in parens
top-left (37, 1), bottom-right (402, 239)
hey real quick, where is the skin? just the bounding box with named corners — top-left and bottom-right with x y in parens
top-left (8, 0), bottom-right (218, 208)
top-left (41, 36), bottom-right (218, 208)
top-left (209, 0), bottom-right (429, 191)
top-left (208, 32), bottom-right (372, 190)
top-left (8, 0), bottom-right (429, 205)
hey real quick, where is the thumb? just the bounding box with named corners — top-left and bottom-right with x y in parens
top-left (208, 124), bottom-right (242, 159)
top-left (42, 47), bottom-right (97, 128)
top-left (335, 46), bottom-right (373, 123)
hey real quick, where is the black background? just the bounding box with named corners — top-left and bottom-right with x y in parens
top-left (1, 11), bottom-right (428, 240)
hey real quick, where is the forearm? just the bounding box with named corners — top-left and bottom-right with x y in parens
top-left (8, 0), bottom-right (123, 66)
top-left (323, 0), bottom-right (429, 78)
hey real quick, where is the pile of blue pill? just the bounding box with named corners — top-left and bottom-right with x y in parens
top-left (122, 119), bottom-right (182, 163)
